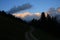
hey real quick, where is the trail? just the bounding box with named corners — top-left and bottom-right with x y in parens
top-left (25, 26), bottom-right (39, 40)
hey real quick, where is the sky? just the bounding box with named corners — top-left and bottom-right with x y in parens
top-left (0, 0), bottom-right (60, 13)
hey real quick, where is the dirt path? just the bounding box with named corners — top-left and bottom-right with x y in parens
top-left (25, 26), bottom-right (38, 40)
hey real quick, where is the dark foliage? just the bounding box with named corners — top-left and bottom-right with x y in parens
top-left (0, 11), bottom-right (29, 40)
top-left (29, 12), bottom-right (60, 39)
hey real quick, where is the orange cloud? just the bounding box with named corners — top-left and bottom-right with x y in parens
top-left (12, 12), bottom-right (32, 18)
top-left (57, 8), bottom-right (60, 13)
top-left (12, 12), bottom-right (41, 18)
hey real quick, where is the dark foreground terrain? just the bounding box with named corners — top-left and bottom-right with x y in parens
top-left (0, 11), bottom-right (60, 40)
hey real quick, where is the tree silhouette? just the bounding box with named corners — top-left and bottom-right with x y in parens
top-left (40, 12), bottom-right (46, 22)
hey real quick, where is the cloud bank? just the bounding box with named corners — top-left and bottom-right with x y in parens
top-left (12, 12), bottom-right (48, 21)
top-left (12, 7), bottom-right (60, 21)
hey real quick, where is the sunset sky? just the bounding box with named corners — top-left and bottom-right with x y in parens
top-left (0, 0), bottom-right (60, 13)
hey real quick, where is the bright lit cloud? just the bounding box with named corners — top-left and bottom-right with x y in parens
top-left (12, 12), bottom-right (32, 18)
top-left (12, 12), bottom-right (41, 19)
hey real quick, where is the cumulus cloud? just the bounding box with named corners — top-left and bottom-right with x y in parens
top-left (47, 8), bottom-right (56, 14)
top-left (47, 7), bottom-right (60, 17)
top-left (7, 3), bottom-right (32, 14)
top-left (47, 8), bottom-right (56, 16)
